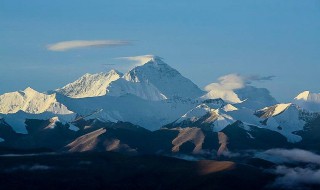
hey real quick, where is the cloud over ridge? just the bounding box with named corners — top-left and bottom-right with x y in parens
top-left (117, 55), bottom-right (162, 66)
top-left (205, 73), bottom-right (275, 92)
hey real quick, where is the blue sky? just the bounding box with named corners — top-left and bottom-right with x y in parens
top-left (1, 0), bottom-right (319, 101)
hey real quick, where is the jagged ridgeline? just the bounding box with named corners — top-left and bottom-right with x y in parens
top-left (0, 56), bottom-right (320, 154)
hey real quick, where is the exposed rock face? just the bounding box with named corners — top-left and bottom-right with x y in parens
top-left (172, 127), bottom-right (205, 154)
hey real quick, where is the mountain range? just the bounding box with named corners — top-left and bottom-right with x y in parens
top-left (0, 56), bottom-right (320, 155)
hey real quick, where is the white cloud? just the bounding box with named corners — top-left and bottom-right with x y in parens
top-left (205, 74), bottom-right (275, 92)
top-left (201, 73), bottom-right (274, 104)
top-left (272, 166), bottom-right (320, 188)
top-left (258, 149), bottom-right (320, 189)
top-left (205, 74), bottom-right (245, 92)
top-left (263, 148), bottom-right (320, 165)
top-left (47, 40), bottom-right (130, 51)
top-left (117, 55), bottom-right (162, 66)
top-left (202, 74), bottom-right (244, 103)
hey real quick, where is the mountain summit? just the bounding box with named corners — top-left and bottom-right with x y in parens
top-left (293, 91), bottom-right (320, 112)
top-left (120, 56), bottom-right (204, 99)
top-left (0, 87), bottom-right (71, 114)
top-left (56, 69), bottom-right (122, 98)
top-left (57, 56), bottom-right (204, 101)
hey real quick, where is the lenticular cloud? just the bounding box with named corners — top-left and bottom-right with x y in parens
top-left (47, 40), bottom-right (130, 51)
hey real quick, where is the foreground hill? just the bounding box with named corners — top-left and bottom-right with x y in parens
top-left (0, 151), bottom-right (277, 190)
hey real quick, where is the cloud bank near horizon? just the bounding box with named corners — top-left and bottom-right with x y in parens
top-left (47, 40), bottom-right (130, 52)
top-left (263, 148), bottom-right (320, 165)
top-left (257, 149), bottom-right (320, 189)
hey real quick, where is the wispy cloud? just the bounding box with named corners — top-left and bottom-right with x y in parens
top-left (47, 40), bottom-right (130, 52)
top-left (246, 75), bottom-right (275, 82)
top-left (117, 55), bottom-right (161, 66)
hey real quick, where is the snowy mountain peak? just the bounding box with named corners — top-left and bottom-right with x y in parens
top-left (254, 103), bottom-right (314, 143)
top-left (56, 70), bottom-right (122, 98)
top-left (294, 91), bottom-right (311, 101)
top-left (0, 88), bottom-right (73, 115)
top-left (50, 55), bottom-right (205, 101)
top-left (293, 91), bottom-right (320, 112)
top-left (55, 57), bottom-right (203, 101)
top-left (127, 56), bottom-right (176, 77)
top-left (120, 58), bottom-right (204, 99)
top-left (294, 91), bottom-right (320, 103)
top-left (143, 55), bottom-right (165, 65)
top-left (222, 104), bottom-right (238, 112)
top-left (108, 69), bottom-right (122, 76)
top-left (135, 55), bottom-right (164, 66)
top-left (258, 103), bottom-right (292, 118)
top-left (23, 87), bottom-right (38, 94)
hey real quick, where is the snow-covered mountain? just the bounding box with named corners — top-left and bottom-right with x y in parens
top-left (0, 56), bottom-right (319, 150)
top-left (0, 87), bottom-right (72, 115)
top-left (167, 99), bottom-right (261, 133)
top-left (0, 87), bottom-right (77, 134)
top-left (118, 56), bottom-right (204, 100)
top-left (255, 103), bottom-right (305, 142)
top-left (169, 97), bottom-right (320, 143)
top-left (293, 91), bottom-right (320, 112)
top-left (56, 69), bottom-right (122, 98)
top-left (57, 56), bottom-right (204, 101)
top-left (106, 77), bottom-right (167, 101)
top-left (250, 93), bottom-right (320, 141)
top-left (0, 57), bottom-right (205, 133)
top-left (168, 103), bottom-right (235, 132)
top-left (0, 110), bottom-right (77, 134)
top-left (107, 56), bottom-right (204, 101)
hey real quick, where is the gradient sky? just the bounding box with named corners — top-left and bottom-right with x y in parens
top-left (1, 0), bottom-right (320, 102)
